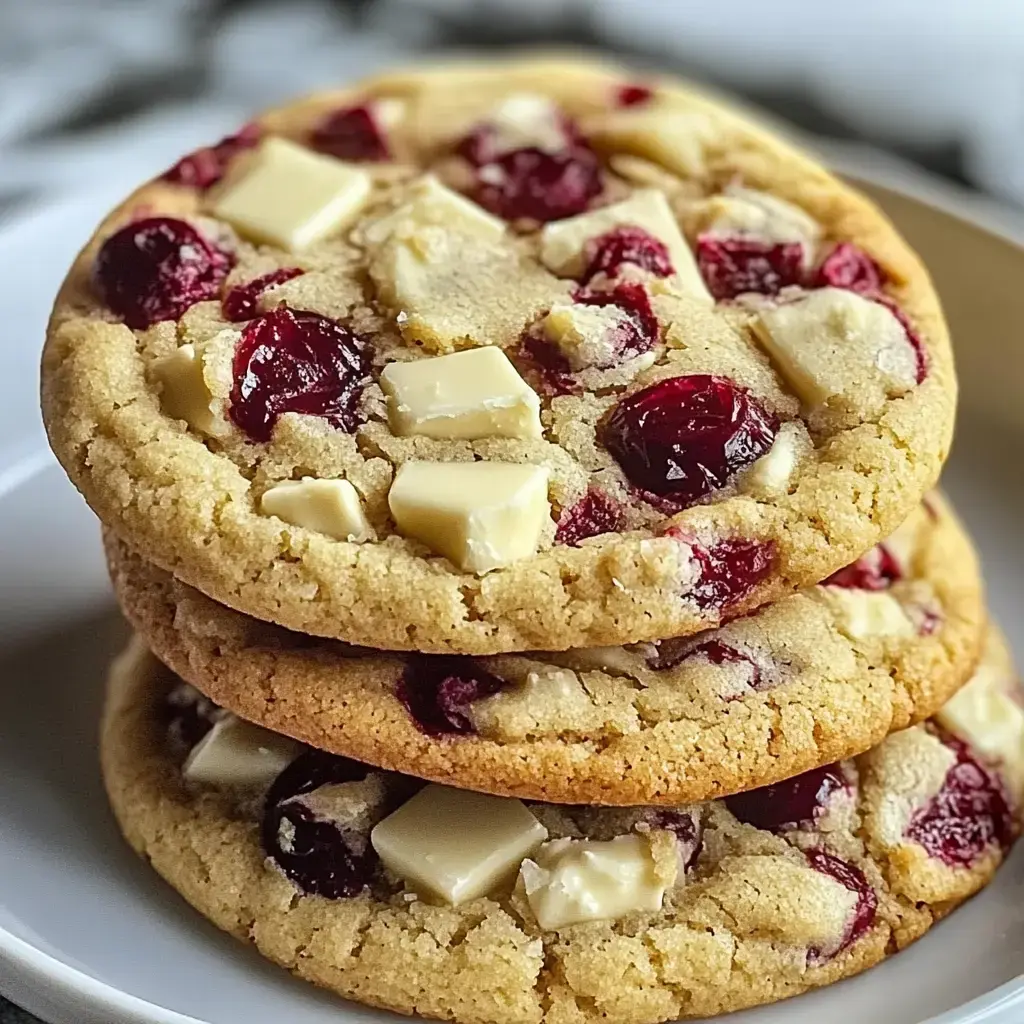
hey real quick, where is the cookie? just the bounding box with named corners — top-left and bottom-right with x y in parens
top-left (107, 495), bottom-right (984, 805)
top-left (44, 56), bottom-right (955, 654)
top-left (102, 630), bottom-right (1021, 1024)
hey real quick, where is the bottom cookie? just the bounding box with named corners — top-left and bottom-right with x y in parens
top-left (102, 630), bottom-right (1023, 1024)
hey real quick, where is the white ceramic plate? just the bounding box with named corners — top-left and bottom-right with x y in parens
top-left (1, 176), bottom-right (1023, 1024)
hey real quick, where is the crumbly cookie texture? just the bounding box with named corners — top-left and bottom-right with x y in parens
top-left (103, 634), bottom-right (1020, 1024)
top-left (107, 494), bottom-right (984, 805)
top-left (44, 56), bottom-right (956, 654)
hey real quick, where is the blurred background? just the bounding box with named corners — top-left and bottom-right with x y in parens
top-left (4, 0), bottom-right (1024, 226)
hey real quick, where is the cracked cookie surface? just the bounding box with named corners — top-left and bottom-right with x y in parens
top-left (45, 56), bottom-right (956, 654)
top-left (102, 632), bottom-right (1021, 1024)
top-left (107, 495), bottom-right (984, 805)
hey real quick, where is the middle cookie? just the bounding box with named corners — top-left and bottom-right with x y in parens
top-left (106, 495), bottom-right (983, 805)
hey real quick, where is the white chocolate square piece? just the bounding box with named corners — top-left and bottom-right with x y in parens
top-left (815, 588), bottom-right (915, 643)
top-left (388, 460), bottom-right (550, 574)
top-left (485, 93), bottom-right (568, 155)
top-left (151, 343), bottom-right (227, 437)
top-left (260, 477), bottom-right (372, 542)
top-left (701, 187), bottom-right (821, 247)
top-left (540, 302), bottom-right (630, 371)
top-left (212, 137), bottom-right (371, 251)
top-left (370, 784), bottom-right (548, 905)
top-left (539, 189), bottom-right (709, 301)
top-left (754, 288), bottom-right (918, 415)
top-left (380, 348), bottom-right (541, 440)
top-left (183, 714), bottom-right (301, 790)
top-left (519, 834), bottom-right (667, 930)
top-left (588, 108), bottom-right (714, 179)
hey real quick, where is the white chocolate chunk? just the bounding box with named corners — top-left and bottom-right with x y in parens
top-left (389, 461), bottom-right (550, 574)
top-left (739, 421), bottom-right (803, 499)
top-left (373, 97), bottom-right (406, 131)
top-left (380, 348), bottom-right (541, 440)
top-left (815, 588), bottom-right (915, 643)
top-left (183, 715), bottom-right (301, 790)
top-left (754, 288), bottom-right (918, 414)
top-left (260, 477), bottom-right (372, 542)
top-left (588, 109), bottom-right (714, 178)
top-left (470, 668), bottom-right (589, 740)
top-left (539, 190), bottom-right (709, 301)
top-left (558, 646), bottom-right (645, 681)
top-left (486, 93), bottom-right (568, 155)
top-left (151, 343), bottom-right (228, 437)
top-left (540, 303), bottom-right (631, 371)
top-left (701, 187), bottom-right (821, 247)
top-left (211, 137), bottom-right (371, 250)
top-left (370, 784), bottom-right (548, 905)
top-left (520, 834), bottom-right (667, 930)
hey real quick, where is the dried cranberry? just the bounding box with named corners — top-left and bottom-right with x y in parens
top-left (582, 227), bottom-right (673, 283)
top-left (229, 307), bottom-right (370, 442)
top-left (555, 489), bottom-right (624, 546)
top-left (649, 809), bottom-right (703, 870)
top-left (165, 683), bottom-right (220, 755)
top-left (162, 122), bottom-right (261, 189)
top-left (222, 268), bottom-right (305, 322)
top-left (805, 850), bottom-right (877, 962)
top-left (310, 104), bottom-right (390, 162)
top-left (574, 281), bottom-right (660, 363)
top-left (262, 751), bottom-right (379, 898)
top-left (602, 375), bottom-right (779, 510)
top-left (814, 242), bottom-right (884, 294)
top-left (917, 608), bottom-right (942, 636)
top-left (696, 236), bottom-right (804, 301)
top-left (616, 84), bottom-right (655, 107)
top-left (726, 763), bottom-right (848, 832)
top-left (470, 146), bottom-right (603, 223)
top-left (905, 734), bottom-right (1014, 867)
top-left (690, 537), bottom-right (777, 611)
top-left (518, 334), bottom-right (577, 395)
top-left (824, 543), bottom-right (901, 590)
top-left (94, 217), bottom-right (233, 330)
top-left (396, 657), bottom-right (507, 736)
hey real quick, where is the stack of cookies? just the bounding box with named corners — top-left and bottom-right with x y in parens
top-left (41, 56), bottom-right (1023, 1022)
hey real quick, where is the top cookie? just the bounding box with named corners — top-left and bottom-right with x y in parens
top-left (42, 56), bottom-right (956, 654)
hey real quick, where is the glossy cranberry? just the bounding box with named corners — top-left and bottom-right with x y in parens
top-left (518, 334), bottom-right (577, 395)
top-left (311, 104), bottom-right (390, 162)
top-left (165, 683), bottom-right (220, 754)
top-left (262, 751), bottom-right (379, 899)
top-left (690, 538), bottom-right (777, 611)
top-left (229, 307), bottom-right (370, 442)
top-left (582, 227), bottom-right (673, 283)
top-left (616, 84), bottom-right (655, 107)
top-left (805, 849), bottom-right (877, 962)
top-left (696, 237), bottom-right (804, 300)
top-left (555, 489), bottom-right (624, 546)
top-left (574, 281), bottom-right (660, 363)
top-left (602, 375), bottom-right (779, 510)
top-left (470, 146), bottom-right (603, 223)
top-left (396, 657), bottom-right (507, 736)
top-left (726, 763), bottom-right (848, 831)
top-left (222, 268), bottom-right (305, 322)
top-left (162, 122), bottom-right (261, 189)
top-left (814, 242), bottom-right (884, 294)
top-left (649, 809), bottom-right (703, 870)
top-left (94, 217), bottom-right (233, 330)
top-left (824, 543), bottom-right (901, 590)
top-left (905, 734), bottom-right (1014, 867)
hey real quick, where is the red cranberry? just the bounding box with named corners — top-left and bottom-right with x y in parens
top-left (582, 226), bottom-right (673, 283)
top-left (310, 104), bottom-right (390, 162)
top-left (601, 375), bottom-right (779, 510)
top-left (726, 763), bottom-right (848, 832)
top-left (94, 217), bottom-right (233, 330)
top-left (162, 122), bottom-right (261, 189)
top-left (222, 268), bottom-right (305, 322)
top-left (229, 307), bottom-right (370, 442)
top-left (917, 608), bottom-right (942, 636)
top-left (649, 809), bottom-right (703, 870)
top-left (696, 237), bottom-right (804, 301)
top-left (396, 657), bottom-right (507, 736)
top-left (555, 489), bottom-right (624, 546)
top-left (690, 537), bottom-right (777, 611)
top-left (615, 84), bottom-right (655, 107)
top-left (805, 849), bottom-right (877, 962)
top-left (905, 734), bottom-right (1014, 867)
top-left (165, 683), bottom-right (220, 755)
top-left (574, 281), bottom-right (660, 363)
top-left (262, 751), bottom-right (379, 899)
top-left (824, 543), bottom-right (901, 590)
top-left (518, 334), bottom-right (577, 395)
top-left (814, 242), bottom-right (884, 294)
top-left (650, 637), bottom-right (764, 693)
